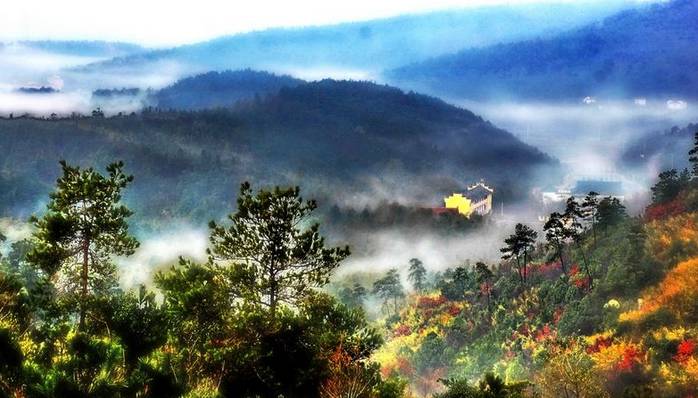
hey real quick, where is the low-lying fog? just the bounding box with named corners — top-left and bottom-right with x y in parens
top-left (459, 98), bottom-right (698, 192)
top-left (3, 56), bottom-right (697, 285)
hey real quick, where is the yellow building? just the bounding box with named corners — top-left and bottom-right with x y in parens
top-left (443, 181), bottom-right (494, 218)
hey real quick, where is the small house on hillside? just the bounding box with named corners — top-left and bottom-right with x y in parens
top-left (438, 181), bottom-right (494, 218)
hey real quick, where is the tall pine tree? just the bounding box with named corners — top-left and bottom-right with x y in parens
top-left (28, 161), bottom-right (138, 329)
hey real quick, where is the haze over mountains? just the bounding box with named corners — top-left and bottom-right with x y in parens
top-left (388, 0), bottom-right (698, 100)
top-left (0, 80), bottom-right (555, 226)
top-left (0, 0), bottom-right (695, 215)
top-left (1, 0), bottom-right (635, 92)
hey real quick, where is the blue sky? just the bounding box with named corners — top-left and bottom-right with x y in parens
top-left (1, 0), bottom-right (635, 47)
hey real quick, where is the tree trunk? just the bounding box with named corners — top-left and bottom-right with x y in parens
top-left (576, 240), bottom-right (593, 289)
top-left (558, 244), bottom-right (566, 275)
top-left (79, 239), bottom-right (89, 330)
top-left (269, 260), bottom-right (278, 322)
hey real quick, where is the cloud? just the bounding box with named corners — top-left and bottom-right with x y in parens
top-left (118, 228), bottom-right (208, 288)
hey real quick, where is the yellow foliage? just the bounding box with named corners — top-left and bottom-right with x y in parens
top-left (652, 327), bottom-right (688, 342)
top-left (619, 257), bottom-right (698, 323)
top-left (590, 340), bottom-right (643, 373)
top-left (646, 213), bottom-right (698, 267)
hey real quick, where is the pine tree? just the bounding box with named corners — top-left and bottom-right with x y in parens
top-left (543, 212), bottom-right (567, 274)
top-left (28, 161), bottom-right (138, 329)
top-left (581, 191), bottom-right (600, 245)
top-left (689, 131), bottom-right (698, 178)
top-left (500, 223), bottom-right (537, 283)
top-left (208, 182), bottom-right (349, 319)
top-left (564, 197), bottom-right (592, 288)
top-left (407, 258), bottom-right (428, 293)
top-left (373, 269), bottom-right (404, 314)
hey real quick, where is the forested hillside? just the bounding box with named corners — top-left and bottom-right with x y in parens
top-left (622, 122), bottom-right (697, 172)
top-left (0, 80), bottom-right (555, 226)
top-left (343, 133), bottom-right (698, 396)
top-left (151, 70), bottom-right (304, 110)
top-left (388, 0), bottom-right (698, 100)
top-left (1, 130), bottom-right (697, 398)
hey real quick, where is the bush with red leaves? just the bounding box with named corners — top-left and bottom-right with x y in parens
top-left (645, 197), bottom-right (685, 222)
top-left (674, 339), bottom-right (695, 364)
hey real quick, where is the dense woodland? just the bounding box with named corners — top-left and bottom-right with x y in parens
top-left (1, 121), bottom-right (698, 397)
top-left (0, 80), bottom-right (555, 226)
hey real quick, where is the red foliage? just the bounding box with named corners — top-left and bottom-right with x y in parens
top-left (417, 295), bottom-right (447, 309)
top-left (616, 346), bottom-right (642, 372)
top-left (447, 303), bottom-right (461, 316)
top-left (553, 307), bottom-right (565, 324)
top-left (535, 324), bottom-right (553, 341)
top-left (587, 336), bottom-right (613, 354)
top-left (569, 265), bottom-right (590, 289)
top-left (518, 323), bottom-right (531, 337)
top-left (532, 261), bottom-right (563, 278)
top-left (674, 339), bottom-right (696, 364)
top-left (395, 356), bottom-right (415, 378)
top-left (480, 282), bottom-right (492, 295)
top-left (393, 324), bottom-right (412, 337)
top-left (645, 197), bottom-right (685, 222)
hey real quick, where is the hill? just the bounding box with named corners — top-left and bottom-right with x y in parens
top-left (0, 80), bottom-right (556, 226)
top-left (151, 70), bottom-right (304, 110)
top-left (387, 0), bottom-right (698, 100)
top-left (74, 2), bottom-right (636, 81)
top-left (622, 123), bottom-right (697, 172)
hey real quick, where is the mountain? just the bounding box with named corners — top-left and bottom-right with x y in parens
top-left (74, 1), bottom-right (637, 81)
top-left (9, 40), bottom-right (144, 58)
top-left (151, 70), bottom-right (304, 110)
top-left (622, 122), bottom-right (697, 171)
top-left (0, 80), bottom-right (556, 226)
top-left (387, 0), bottom-right (698, 100)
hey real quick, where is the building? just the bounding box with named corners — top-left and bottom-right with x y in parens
top-left (441, 181), bottom-right (494, 218)
top-left (542, 179), bottom-right (624, 206)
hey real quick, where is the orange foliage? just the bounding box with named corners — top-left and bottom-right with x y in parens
top-left (393, 324), bottom-right (412, 337)
top-left (645, 197), bottom-right (685, 222)
top-left (620, 257), bottom-right (698, 323)
top-left (321, 346), bottom-right (377, 398)
top-left (592, 341), bottom-right (645, 375)
top-left (646, 213), bottom-right (698, 267)
top-left (417, 295), bottom-right (447, 309)
top-left (587, 335), bottom-right (613, 354)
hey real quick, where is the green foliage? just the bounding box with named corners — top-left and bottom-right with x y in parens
top-left (500, 223), bottom-right (537, 283)
top-left (651, 168), bottom-right (691, 205)
top-left (338, 282), bottom-right (368, 309)
top-left (27, 161), bottom-right (139, 329)
top-left (596, 196), bottom-right (627, 230)
top-left (436, 373), bottom-right (527, 398)
top-left (688, 131), bottom-right (698, 177)
top-left (373, 269), bottom-right (405, 314)
top-left (208, 182), bottom-right (350, 317)
top-left (408, 258), bottom-right (428, 293)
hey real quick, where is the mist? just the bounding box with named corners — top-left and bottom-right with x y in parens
top-left (457, 98), bottom-right (698, 195)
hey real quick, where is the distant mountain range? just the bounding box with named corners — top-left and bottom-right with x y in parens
top-left (387, 0), bottom-right (698, 100)
top-left (0, 80), bottom-right (556, 225)
top-left (72, 1), bottom-right (636, 81)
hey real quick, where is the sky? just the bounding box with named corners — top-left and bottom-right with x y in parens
top-left (2, 0), bottom-right (615, 47)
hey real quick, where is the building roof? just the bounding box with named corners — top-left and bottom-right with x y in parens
top-left (572, 180), bottom-right (623, 196)
top-left (464, 183), bottom-right (493, 203)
